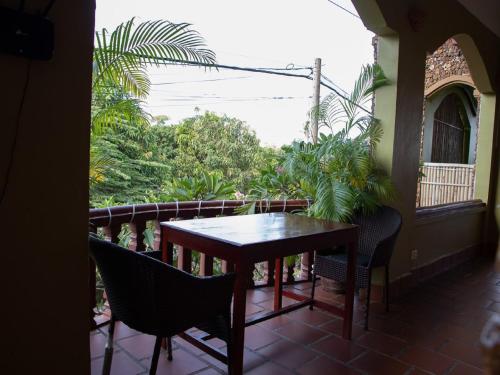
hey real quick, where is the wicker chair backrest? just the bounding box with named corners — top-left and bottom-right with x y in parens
top-left (89, 236), bottom-right (235, 337)
top-left (352, 206), bottom-right (402, 266)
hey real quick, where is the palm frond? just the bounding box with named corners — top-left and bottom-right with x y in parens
top-left (91, 95), bottom-right (151, 134)
top-left (93, 18), bottom-right (217, 98)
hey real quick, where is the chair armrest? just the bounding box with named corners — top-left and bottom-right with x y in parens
top-left (141, 250), bottom-right (163, 262)
top-left (369, 234), bottom-right (399, 268)
top-left (150, 259), bottom-right (236, 323)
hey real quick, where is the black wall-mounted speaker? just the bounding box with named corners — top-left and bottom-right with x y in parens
top-left (0, 6), bottom-right (54, 60)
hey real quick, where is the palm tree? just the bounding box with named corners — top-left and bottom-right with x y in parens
top-left (91, 18), bottom-right (216, 133)
top-left (283, 64), bottom-right (394, 222)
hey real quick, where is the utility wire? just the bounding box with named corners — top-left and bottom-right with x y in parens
top-left (136, 55), bottom-right (314, 79)
top-left (326, 0), bottom-right (361, 19)
top-left (320, 73), bottom-right (349, 95)
top-left (138, 55), bottom-right (372, 115)
top-left (151, 76), bottom-right (252, 85)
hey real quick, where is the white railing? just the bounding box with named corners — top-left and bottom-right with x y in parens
top-left (418, 162), bottom-right (475, 207)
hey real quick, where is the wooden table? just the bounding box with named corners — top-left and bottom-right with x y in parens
top-left (161, 213), bottom-right (358, 375)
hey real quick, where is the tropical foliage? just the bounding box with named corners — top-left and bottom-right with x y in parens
top-left (173, 111), bottom-right (278, 190)
top-left (247, 64), bottom-right (394, 222)
top-left (91, 18), bottom-right (216, 133)
top-left (161, 172), bottom-right (236, 202)
top-left (90, 112), bottom-right (279, 207)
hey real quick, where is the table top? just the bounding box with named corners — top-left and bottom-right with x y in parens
top-left (161, 213), bottom-right (356, 248)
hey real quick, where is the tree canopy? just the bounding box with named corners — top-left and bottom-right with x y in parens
top-left (90, 111), bottom-right (280, 207)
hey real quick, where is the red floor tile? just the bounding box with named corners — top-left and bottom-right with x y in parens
top-left (245, 302), bottom-right (266, 316)
top-left (146, 349), bottom-right (209, 375)
top-left (202, 348), bottom-right (265, 373)
top-left (439, 340), bottom-right (483, 368)
top-left (91, 351), bottom-right (145, 375)
top-left (112, 321), bottom-right (141, 340)
top-left (90, 259), bottom-right (492, 375)
top-left (350, 351), bottom-right (409, 375)
top-left (311, 335), bottom-right (366, 363)
top-left (448, 362), bottom-right (483, 375)
top-left (256, 314), bottom-right (292, 331)
top-left (356, 331), bottom-right (407, 356)
top-left (90, 332), bottom-right (107, 359)
top-left (319, 319), bottom-right (366, 339)
top-left (244, 324), bottom-right (281, 350)
top-left (257, 339), bottom-right (318, 369)
top-left (287, 307), bottom-right (334, 326)
top-left (245, 361), bottom-right (294, 375)
top-left (275, 321), bottom-right (329, 345)
top-left (195, 369), bottom-right (221, 375)
top-left (296, 355), bottom-right (361, 375)
top-left (398, 346), bottom-right (455, 375)
top-left (247, 289), bottom-right (272, 304)
top-left (118, 334), bottom-right (157, 360)
top-left (256, 296), bottom-right (297, 310)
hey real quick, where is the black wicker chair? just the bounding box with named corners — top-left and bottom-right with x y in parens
top-left (310, 206), bottom-right (402, 330)
top-left (89, 236), bottom-right (236, 375)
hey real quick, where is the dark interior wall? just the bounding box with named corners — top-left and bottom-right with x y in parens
top-left (0, 1), bottom-right (95, 373)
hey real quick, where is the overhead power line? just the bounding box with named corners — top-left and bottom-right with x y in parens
top-left (137, 55), bottom-right (314, 79)
top-left (138, 55), bottom-right (371, 115)
top-left (151, 76), bottom-right (252, 85)
top-left (320, 73), bottom-right (349, 95)
top-left (326, 0), bottom-right (361, 19)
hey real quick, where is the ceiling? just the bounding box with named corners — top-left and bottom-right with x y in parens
top-left (458, 0), bottom-right (500, 38)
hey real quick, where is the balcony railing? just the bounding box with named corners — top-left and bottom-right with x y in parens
top-left (88, 199), bottom-right (312, 328)
top-left (417, 162), bottom-right (475, 207)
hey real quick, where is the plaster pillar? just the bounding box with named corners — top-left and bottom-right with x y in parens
top-left (374, 35), bottom-right (426, 279)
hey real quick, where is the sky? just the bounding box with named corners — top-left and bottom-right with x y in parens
top-left (95, 0), bottom-right (374, 146)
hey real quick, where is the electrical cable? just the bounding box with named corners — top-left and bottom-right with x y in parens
top-left (151, 76), bottom-right (252, 85)
top-left (140, 56), bottom-right (371, 114)
top-left (325, 0), bottom-right (360, 19)
top-left (135, 56), bottom-right (315, 79)
top-left (0, 60), bottom-right (32, 207)
top-left (320, 73), bottom-right (349, 95)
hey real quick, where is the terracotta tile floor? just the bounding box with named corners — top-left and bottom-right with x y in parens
top-left (90, 259), bottom-right (494, 374)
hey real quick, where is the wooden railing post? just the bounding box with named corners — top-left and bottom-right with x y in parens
top-left (200, 254), bottom-right (214, 276)
top-left (153, 220), bottom-right (161, 250)
top-left (103, 223), bottom-right (121, 244)
top-left (264, 260), bottom-right (275, 286)
top-left (128, 221), bottom-right (146, 251)
top-left (177, 246), bottom-right (192, 273)
top-left (300, 251), bottom-right (314, 281)
top-left (222, 260), bottom-right (235, 273)
top-left (247, 264), bottom-right (255, 288)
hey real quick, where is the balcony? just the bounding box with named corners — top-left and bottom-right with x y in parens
top-left (90, 254), bottom-right (490, 374)
top-left (89, 200), bottom-right (489, 374)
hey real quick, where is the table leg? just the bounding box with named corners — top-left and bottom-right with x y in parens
top-left (231, 262), bottom-right (249, 375)
top-left (274, 257), bottom-right (283, 311)
top-left (343, 238), bottom-right (357, 339)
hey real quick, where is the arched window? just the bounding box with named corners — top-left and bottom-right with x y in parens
top-left (431, 93), bottom-right (471, 163)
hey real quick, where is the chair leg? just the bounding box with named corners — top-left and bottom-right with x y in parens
top-left (364, 272), bottom-right (372, 331)
top-left (385, 266), bottom-right (390, 313)
top-left (309, 270), bottom-right (316, 311)
top-left (225, 320), bottom-right (233, 375)
top-left (167, 337), bottom-right (173, 361)
top-left (149, 336), bottom-right (162, 375)
top-left (102, 316), bottom-right (116, 375)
